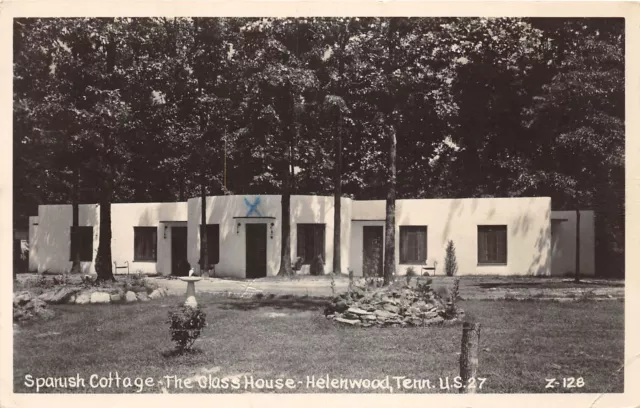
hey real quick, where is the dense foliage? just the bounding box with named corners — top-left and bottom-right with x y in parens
top-left (14, 18), bottom-right (624, 278)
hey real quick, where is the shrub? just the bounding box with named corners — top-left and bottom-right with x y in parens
top-left (445, 240), bottom-right (458, 276)
top-left (167, 305), bottom-right (207, 352)
top-left (415, 278), bottom-right (434, 302)
top-left (434, 285), bottom-right (450, 301)
top-left (405, 266), bottom-right (417, 276)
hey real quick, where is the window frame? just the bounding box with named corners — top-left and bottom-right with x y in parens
top-left (69, 226), bottom-right (94, 262)
top-left (399, 225), bottom-right (428, 265)
top-left (477, 225), bottom-right (508, 265)
top-left (199, 224), bottom-right (220, 265)
top-left (133, 226), bottom-right (158, 262)
top-left (296, 223), bottom-right (326, 265)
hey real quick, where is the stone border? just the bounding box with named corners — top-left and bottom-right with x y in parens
top-left (17, 286), bottom-right (171, 306)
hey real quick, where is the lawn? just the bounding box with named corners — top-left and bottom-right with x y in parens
top-left (13, 295), bottom-right (624, 394)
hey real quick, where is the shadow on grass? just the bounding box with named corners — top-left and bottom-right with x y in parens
top-left (476, 280), bottom-right (622, 289)
top-left (217, 296), bottom-right (329, 312)
top-left (161, 347), bottom-right (205, 358)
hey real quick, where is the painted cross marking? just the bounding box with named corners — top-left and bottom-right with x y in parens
top-left (244, 196), bottom-right (262, 217)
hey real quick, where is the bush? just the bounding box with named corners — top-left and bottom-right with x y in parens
top-left (444, 240), bottom-right (458, 276)
top-left (167, 305), bottom-right (207, 352)
top-left (405, 266), bottom-right (417, 276)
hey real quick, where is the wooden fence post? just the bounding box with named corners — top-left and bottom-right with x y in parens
top-left (459, 322), bottom-right (480, 393)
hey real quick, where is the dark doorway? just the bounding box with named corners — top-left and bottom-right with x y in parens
top-left (246, 223), bottom-right (267, 279)
top-left (363, 226), bottom-right (384, 277)
top-left (171, 226), bottom-right (189, 276)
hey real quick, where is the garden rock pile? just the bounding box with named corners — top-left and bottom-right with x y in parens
top-left (324, 278), bottom-right (462, 328)
top-left (13, 292), bottom-right (55, 322)
top-left (13, 275), bottom-right (173, 323)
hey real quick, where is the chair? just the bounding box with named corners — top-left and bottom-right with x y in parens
top-left (113, 261), bottom-right (130, 275)
top-left (422, 260), bottom-right (437, 276)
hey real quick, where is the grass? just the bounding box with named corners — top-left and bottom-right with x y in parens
top-left (13, 294), bottom-right (624, 394)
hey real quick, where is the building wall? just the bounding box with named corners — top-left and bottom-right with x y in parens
top-left (550, 210), bottom-right (596, 276)
top-left (187, 195), bottom-right (353, 278)
top-left (29, 196), bottom-right (593, 278)
top-left (350, 197), bottom-right (552, 276)
top-left (29, 202), bottom-right (188, 275)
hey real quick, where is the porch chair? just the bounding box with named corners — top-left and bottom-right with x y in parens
top-left (422, 260), bottom-right (437, 276)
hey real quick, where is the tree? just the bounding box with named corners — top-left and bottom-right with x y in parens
top-left (238, 19), bottom-right (320, 277)
top-left (445, 240), bottom-right (459, 276)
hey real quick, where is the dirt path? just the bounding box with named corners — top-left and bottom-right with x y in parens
top-left (150, 276), bottom-right (625, 301)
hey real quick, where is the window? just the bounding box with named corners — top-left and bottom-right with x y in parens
top-left (199, 224), bottom-right (220, 266)
top-left (69, 226), bottom-right (93, 262)
top-left (478, 225), bottom-right (507, 265)
top-left (297, 224), bottom-right (325, 265)
top-left (399, 226), bottom-right (427, 264)
top-left (134, 227), bottom-right (157, 262)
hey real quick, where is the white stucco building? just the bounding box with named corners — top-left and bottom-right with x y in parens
top-left (28, 195), bottom-right (595, 278)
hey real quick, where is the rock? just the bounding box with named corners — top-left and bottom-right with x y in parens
top-left (34, 307), bottom-right (55, 320)
top-left (148, 289), bottom-right (163, 300)
top-left (361, 314), bottom-right (377, 321)
top-left (75, 292), bottom-right (91, 304)
top-left (381, 296), bottom-right (396, 304)
top-left (333, 300), bottom-right (348, 313)
top-left (125, 291), bottom-right (138, 303)
top-left (26, 298), bottom-right (46, 310)
top-left (374, 309), bottom-right (397, 319)
top-left (90, 292), bottom-right (111, 304)
top-left (14, 292), bottom-right (33, 306)
top-left (421, 311), bottom-right (439, 319)
top-left (335, 317), bottom-right (360, 325)
top-left (424, 316), bottom-right (444, 326)
top-left (382, 303), bottom-right (400, 314)
top-left (136, 292), bottom-right (150, 302)
top-left (49, 287), bottom-right (80, 304)
top-left (407, 306), bottom-right (421, 315)
top-left (110, 293), bottom-right (123, 303)
top-left (38, 291), bottom-right (56, 303)
top-left (346, 307), bottom-right (372, 316)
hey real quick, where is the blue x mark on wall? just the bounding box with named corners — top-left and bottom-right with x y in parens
top-left (244, 196), bottom-right (262, 217)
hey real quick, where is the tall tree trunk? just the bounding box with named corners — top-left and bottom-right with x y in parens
top-left (95, 179), bottom-right (114, 281)
top-left (95, 32), bottom-right (116, 282)
top-left (332, 27), bottom-right (348, 276)
top-left (575, 209), bottom-right (581, 283)
top-left (278, 190), bottom-right (293, 276)
top-left (383, 18), bottom-right (397, 285)
top-left (278, 142), bottom-right (293, 277)
top-left (333, 116), bottom-right (342, 275)
top-left (200, 179), bottom-right (208, 275)
top-left (383, 126), bottom-right (397, 285)
top-left (70, 166), bottom-right (81, 274)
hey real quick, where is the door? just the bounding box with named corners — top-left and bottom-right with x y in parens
top-left (171, 226), bottom-right (189, 276)
top-left (363, 226), bottom-right (384, 277)
top-left (246, 223), bottom-right (267, 279)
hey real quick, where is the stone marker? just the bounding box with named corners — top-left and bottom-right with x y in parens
top-left (125, 291), bottom-right (138, 303)
top-left (75, 292), bottom-right (91, 304)
top-left (90, 292), bottom-right (111, 304)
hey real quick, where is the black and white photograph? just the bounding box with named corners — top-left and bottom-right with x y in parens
top-left (3, 2), bottom-right (636, 404)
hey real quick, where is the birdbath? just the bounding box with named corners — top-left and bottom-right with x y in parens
top-left (179, 269), bottom-right (202, 308)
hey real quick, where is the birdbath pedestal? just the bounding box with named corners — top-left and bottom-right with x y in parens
top-left (178, 277), bottom-right (203, 308)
